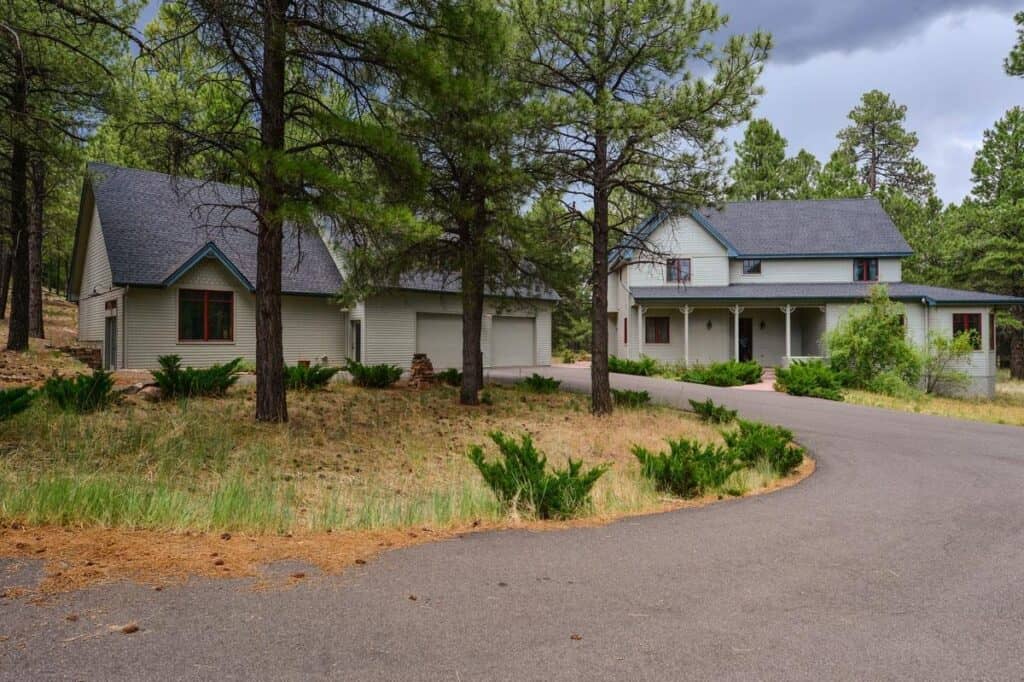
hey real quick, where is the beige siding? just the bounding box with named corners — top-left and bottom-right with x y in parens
top-left (625, 215), bottom-right (730, 287)
top-left (123, 258), bottom-right (345, 369)
top-left (77, 205), bottom-right (120, 343)
top-left (361, 291), bottom-right (552, 369)
top-left (728, 257), bottom-right (904, 284)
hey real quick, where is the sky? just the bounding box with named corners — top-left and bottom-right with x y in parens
top-left (135, 1), bottom-right (1022, 204)
top-left (716, 0), bottom-right (1024, 203)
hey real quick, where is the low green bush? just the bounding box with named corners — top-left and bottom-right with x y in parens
top-left (518, 373), bottom-right (561, 394)
top-left (152, 355), bottom-right (243, 399)
top-left (559, 349), bottom-right (577, 363)
top-left (680, 360), bottom-right (762, 387)
top-left (774, 360), bottom-right (845, 401)
top-left (612, 388), bottom-right (651, 408)
top-left (468, 431), bottom-right (608, 519)
top-left (608, 355), bottom-right (658, 376)
top-left (722, 420), bottom-right (804, 476)
top-left (436, 368), bottom-right (462, 387)
top-left (632, 438), bottom-right (742, 499)
top-left (345, 359), bottom-right (403, 388)
top-left (285, 364), bottom-right (341, 390)
top-left (866, 370), bottom-right (920, 400)
top-left (688, 397), bottom-right (737, 424)
top-left (43, 369), bottom-right (116, 413)
top-left (0, 386), bottom-right (35, 420)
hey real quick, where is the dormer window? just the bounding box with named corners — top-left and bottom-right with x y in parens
top-left (854, 258), bottom-right (878, 282)
top-left (742, 259), bottom-right (762, 275)
top-left (666, 258), bottom-right (691, 283)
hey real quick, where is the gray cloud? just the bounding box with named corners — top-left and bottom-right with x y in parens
top-left (716, 0), bottom-right (1019, 63)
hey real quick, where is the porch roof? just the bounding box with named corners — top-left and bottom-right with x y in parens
top-left (629, 283), bottom-right (1024, 306)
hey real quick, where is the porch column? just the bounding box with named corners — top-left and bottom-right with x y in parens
top-left (679, 306), bottom-right (692, 367)
top-left (729, 305), bottom-right (744, 361)
top-left (637, 305), bottom-right (645, 359)
top-left (780, 305), bottom-right (796, 365)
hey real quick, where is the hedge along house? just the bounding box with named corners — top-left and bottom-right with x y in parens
top-left (607, 199), bottom-right (1024, 397)
top-left (68, 164), bottom-right (555, 372)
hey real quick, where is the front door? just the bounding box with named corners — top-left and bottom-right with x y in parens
top-left (350, 320), bottom-right (362, 363)
top-left (103, 316), bottom-right (117, 369)
top-left (738, 318), bottom-right (753, 362)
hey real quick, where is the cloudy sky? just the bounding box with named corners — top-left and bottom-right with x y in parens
top-left (716, 0), bottom-right (1023, 203)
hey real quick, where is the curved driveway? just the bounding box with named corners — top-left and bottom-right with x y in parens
top-left (3, 366), bottom-right (1024, 680)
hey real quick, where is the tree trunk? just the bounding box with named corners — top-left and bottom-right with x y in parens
top-left (1011, 306), bottom-right (1024, 380)
top-left (0, 245), bottom-right (11, 320)
top-left (459, 226), bottom-right (486, 405)
top-left (28, 157), bottom-right (45, 339)
top-left (254, 0), bottom-right (288, 422)
top-left (6, 62), bottom-right (30, 352)
top-left (590, 131), bottom-right (613, 416)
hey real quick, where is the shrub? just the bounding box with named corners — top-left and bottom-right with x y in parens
top-left (152, 355), bottom-right (243, 399)
top-left (612, 388), bottom-right (651, 408)
top-left (436, 368), bottom-right (462, 387)
top-left (825, 285), bottom-right (921, 389)
top-left (722, 420), bottom-right (804, 476)
top-left (468, 431), bottom-right (608, 519)
top-left (688, 397), bottom-right (737, 424)
top-left (43, 369), bottom-right (116, 413)
top-left (921, 332), bottom-right (974, 395)
top-left (559, 349), bottom-right (577, 363)
top-left (345, 359), bottom-right (402, 388)
top-left (632, 438), bottom-right (742, 498)
top-left (681, 360), bottom-right (762, 387)
top-left (518, 373), bottom-right (561, 394)
top-left (0, 386), bottom-right (35, 420)
top-left (285, 364), bottom-right (341, 390)
top-left (866, 370), bottom-right (920, 399)
top-left (608, 355), bottom-right (658, 376)
top-left (774, 360), bottom-right (845, 401)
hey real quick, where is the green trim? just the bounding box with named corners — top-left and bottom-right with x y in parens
top-left (162, 242), bottom-right (254, 291)
top-left (687, 209), bottom-right (739, 256)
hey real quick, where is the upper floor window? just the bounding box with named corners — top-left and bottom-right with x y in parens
top-left (741, 259), bottom-right (762, 275)
top-left (952, 313), bottom-right (982, 350)
top-left (854, 258), bottom-right (879, 282)
top-left (179, 289), bottom-right (234, 342)
top-left (645, 316), bottom-right (670, 344)
top-left (666, 258), bottom-right (691, 283)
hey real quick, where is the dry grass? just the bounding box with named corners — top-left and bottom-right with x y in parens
top-left (0, 293), bottom-right (86, 387)
top-left (845, 375), bottom-right (1024, 427)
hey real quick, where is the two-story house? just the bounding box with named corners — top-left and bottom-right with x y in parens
top-left (607, 198), bottom-right (1023, 397)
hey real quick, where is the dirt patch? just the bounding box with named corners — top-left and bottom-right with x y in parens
top-left (0, 455), bottom-right (813, 595)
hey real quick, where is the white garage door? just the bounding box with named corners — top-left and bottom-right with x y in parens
top-left (416, 313), bottom-right (462, 369)
top-left (491, 316), bottom-right (535, 367)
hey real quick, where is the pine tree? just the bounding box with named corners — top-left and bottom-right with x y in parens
top-left (728, 119), bottom-right (788, 200)
top-left (782, 149), bottom-right (821, 199)
top-left (971, 106), bottom-right (1024, 204)
top-left (815, 148), bottom-right (867, 199)
top-left (1006, 11), bottom-right (1024, 77)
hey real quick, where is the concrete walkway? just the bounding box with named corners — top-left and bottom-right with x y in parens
top-left (3, 367), bottom-right (1024, 680)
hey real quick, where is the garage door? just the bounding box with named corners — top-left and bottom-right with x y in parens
top-left (491, 316), bottom-right (535, 367)
top-left (416, 313), bottom-right (462, 369)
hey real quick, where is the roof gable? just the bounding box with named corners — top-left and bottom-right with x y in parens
top-left (82, 163), bottom-right (343, 296)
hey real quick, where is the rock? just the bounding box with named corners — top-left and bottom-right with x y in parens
top-left (120, 623), bottom-right (139, 634)
top-left (117, 382), bottom-right (147, 396)
top-left (138, 386), bottom-right (162, 402)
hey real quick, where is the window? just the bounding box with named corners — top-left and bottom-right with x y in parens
top-left (952, 313), bottom-right (982, 350)
top-left (666, 258), bottom-right (691, 283)
top-left (742, 259), bottom-right (762, 275)
top-left (645, 316), bottom-right (670, 344)
top-left (990, 312), bottom-right (996, 351)
top-left (853, 258), bottom-right (879, 282)
top-left (179, 289), bottom-right (234, 342)
top-left (623, 318), bottom-right (627, 344)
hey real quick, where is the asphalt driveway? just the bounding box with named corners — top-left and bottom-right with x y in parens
top-left (3, 366), bottom-right (1023, 680)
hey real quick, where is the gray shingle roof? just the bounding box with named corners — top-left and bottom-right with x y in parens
top-left (396, 272), bottom-right (559, 301)
top-left (628, 282), bottom-right (1024, 306)
top-left (614, 198), bottom-right (913, 264)
top-left (86, 163), bottom-right (343, 296)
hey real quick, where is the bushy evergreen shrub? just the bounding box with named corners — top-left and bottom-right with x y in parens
top-left (285, 364), bottom-right (341, 390)
top-left (436, 368), bottom-right (462, 387)
top-left (152, 355), bottom-right (243, 399)
top-left (518, 373), bottom-right (561, 394)
top-left (345, 359), bottom-right (403, 388)
top-left (608, 355), bottom-right (658, 376)
top-left (680, 360), bottom-right (762, 386)
top-left (468, 432), bottom-right (608, 519)
top-left (612, 388), bottom-right (651, 407)
top-left (0, 386), bottom-right (35, 420)
top-left (43, 369), bottom-right (116, 413)
top-left (632, 438), bottom-right (742, 498)
top-left (774, 360), bottom-right (845, 401)
top-left (722, 420), bottom-right (804, 476)
top-left (688, 397), bottom-right (737, 424)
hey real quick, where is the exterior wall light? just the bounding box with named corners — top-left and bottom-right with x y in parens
top-left (706, 320), bottom-right (713, 330)
top-left (760, 320), bottom-right (766, 330)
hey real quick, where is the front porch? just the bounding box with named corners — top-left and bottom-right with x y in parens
top-left (611, 302), bottom-right (828, 368)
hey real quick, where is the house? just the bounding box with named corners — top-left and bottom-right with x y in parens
top-left (607, 199), bottom-right (1024, 396)
top-left (67, 163), bottom-right (555, 372)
